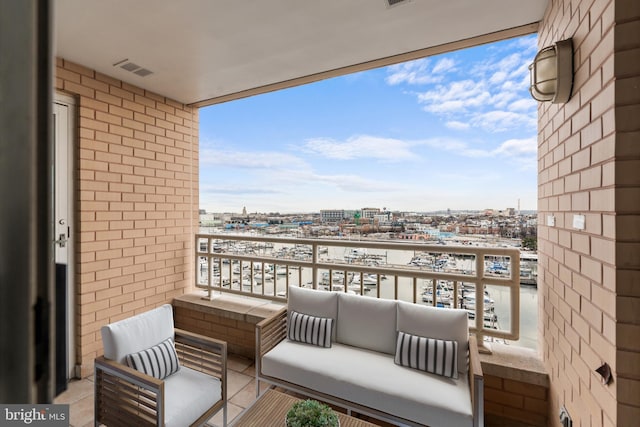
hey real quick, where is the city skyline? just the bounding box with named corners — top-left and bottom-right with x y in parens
top-left (199, 34), bottom-right (538, 214)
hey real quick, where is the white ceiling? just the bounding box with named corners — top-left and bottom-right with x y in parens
top-left (54, 0), bottom-right (547, 107)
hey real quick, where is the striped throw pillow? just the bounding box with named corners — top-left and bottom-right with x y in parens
top-left (125, 337), bottom-right (180, 380)
top-left (394, 331), bottom-right (459, 379)
top-left (288, 311), bottom-right (333, 348)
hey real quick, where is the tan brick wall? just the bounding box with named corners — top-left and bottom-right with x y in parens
top-left (55, 59), bottom-right (200, 376)
top-left (539, 0), bottom-right (640, 425)
top-left (484, 374), bottom-right (548, 426)
top-left (173, 306), bottom-right (256, 359)
top-left (613, 0), bottom-right (640, 423)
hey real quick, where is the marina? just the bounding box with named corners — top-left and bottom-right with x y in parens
top-left (197, 231), bottom-right (539, 350)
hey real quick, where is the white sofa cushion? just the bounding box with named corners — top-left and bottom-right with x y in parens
top-left (289, 311), bottom-right (333, 348)
top-left (262, 340), bottom-right (472, 427)
top-left (397, 301), bottom-right (469, 374)
top-left (101, 304), bottom-right (174, 364)
top-left (395, 331), bottom-right (459, 379)
top-left (164, 366), bottom-right (222, 427)
top-left (288, 286), bottom-right (338, 340)
top-left (336, 293), bottom-right (397, 354)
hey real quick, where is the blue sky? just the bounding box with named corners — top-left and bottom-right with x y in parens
top-left (199, 34), bottom-right (538, 214)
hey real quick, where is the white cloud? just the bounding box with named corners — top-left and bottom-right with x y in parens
top-left (303, 135), bottom-right (417, 161)
top-left (417, 136), bottom-right (537, 169)
top-left (418, 80), bottom-right (492, 114)
top-left (200, 148), bottom-right (308, 170)
top-left (387, 35), bottom-right (539, 134)
top-left (509, 98), bottom-right (536, 112)
top-left (471, 110), bottom-right (536, 133)
top-left (493, 138), bottom-right (537, 157)
top-left (445, 121), bottom-right (470, 130)
top-left (385, 57), bottom-right (457, 86)
top-left (432, 57), bottom-right (457, 74)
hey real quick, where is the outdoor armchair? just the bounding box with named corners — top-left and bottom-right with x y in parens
top-left (94, 304), bottom-right (227, 427)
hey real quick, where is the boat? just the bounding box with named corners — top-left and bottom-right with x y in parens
top-left (460, 294), bottom-right (495, 311)
top-left (253, 272), bottom-right (273, 283)
top-left (274, 266), bottom-right (291, 276)
top-left (350, 273), bottom-right (379, 286)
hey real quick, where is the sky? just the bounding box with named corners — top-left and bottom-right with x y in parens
top-left (199, 34), bottom-right (539, 214)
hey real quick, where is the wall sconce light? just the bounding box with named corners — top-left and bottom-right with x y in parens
top-left (529, 38), bottom-right (574, 103)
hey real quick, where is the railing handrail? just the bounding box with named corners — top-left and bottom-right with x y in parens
top-left (195, 232), bottom-right (521, 352)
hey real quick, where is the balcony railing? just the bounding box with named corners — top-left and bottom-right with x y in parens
top-left (195, 233), bottom-right (520, 351)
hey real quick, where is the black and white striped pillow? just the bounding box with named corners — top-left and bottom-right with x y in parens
top-left (288, 311), bottom-right (333, 348)
top-left (394, 331), bottom-right (458, 379)
top-left (125, 337), bottom-right (180, 379)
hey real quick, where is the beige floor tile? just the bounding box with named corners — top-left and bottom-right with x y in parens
top-left (227, 370), bottom-right (253, 398)
top-left (229, 379), bottom-right (270, 409)
top-left (227, 354), bottom-right (253, 373)
top-left (68, 394), bottom-right (94, 427)
top-left (241, 363), bottom-right (255, 377)
top-left (206, 401), bottom-right (243, 427)
top-left (54, 378), bottom-right (94, 405)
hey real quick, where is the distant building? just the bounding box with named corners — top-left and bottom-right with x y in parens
top-left (320, 209), bottom-right (344, 223)
top-left (361, 207), bottom-right (380, 219)
top-left (199, 212), bottom-right (224, 227)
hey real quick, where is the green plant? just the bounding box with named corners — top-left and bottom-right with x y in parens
top-left (285, 399), bottom-right (339, 427)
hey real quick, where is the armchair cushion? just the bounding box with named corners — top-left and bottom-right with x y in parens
top-left (125, 337), bottom-right (180, 380)
top-left (101, 304), bottom-right (174, 364)
top-left (394, 331), bottom-right (459, 379)
top-left (164, 366), bottom-right (223, 427)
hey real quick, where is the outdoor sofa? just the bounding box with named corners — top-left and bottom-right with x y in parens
top-left (256, 286), bottom-right (483, 427)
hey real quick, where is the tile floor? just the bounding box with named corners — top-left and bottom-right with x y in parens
top-left (54, 354), bottom-right (528, 427)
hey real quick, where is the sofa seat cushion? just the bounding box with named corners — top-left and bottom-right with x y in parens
top-left (164, 366), bottom-right (222, 427)
top-left (262, 340), bottom-right (472, 427)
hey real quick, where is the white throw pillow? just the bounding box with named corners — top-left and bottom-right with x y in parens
top-left (125, 337), bottom-right (180, 380)
top-left (288, 311), bottom-right (333, 348)
top-left (395, 331), bottom-right (459, 379)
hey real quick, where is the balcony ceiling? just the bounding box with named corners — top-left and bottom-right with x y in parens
top-left (54, 0), bottom-right (547, 107)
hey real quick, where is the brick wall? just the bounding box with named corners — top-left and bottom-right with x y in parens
top-left (484, 374), bottom-right (548, 426)
top-left (173, 306), bottom-right (256, 359)
top-left (538, 0), bottom-right (640, 425)
top-left (55, 59), bottom-right (199, 376)
top-left (613, 0), bottom-right (640, 423)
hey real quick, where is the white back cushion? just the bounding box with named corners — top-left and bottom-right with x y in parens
top-left (337, 293), bottom-right (398, 355)
top-left (397, 301), bottom-right (469, 374)
top-left (101, 304), bottom-right (174, 364)
top-left (288, 286), bottom-right (339, 340)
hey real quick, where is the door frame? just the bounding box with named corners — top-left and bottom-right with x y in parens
top-left (53, 92), bottom-right (77, 380)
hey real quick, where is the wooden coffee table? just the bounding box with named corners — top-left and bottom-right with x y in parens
top-left (233, 389), bottom-right (379, 427)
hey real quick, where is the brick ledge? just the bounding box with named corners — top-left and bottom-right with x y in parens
top-left (173, 292), bottom-right (284, 325)
top-left (480, 342), bottom-right (548, 387)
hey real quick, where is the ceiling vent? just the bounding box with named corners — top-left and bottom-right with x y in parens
top-left (387, 0), bottom-right (410, 7)
top-left (113, 59), bottom-right (153, 77)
